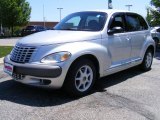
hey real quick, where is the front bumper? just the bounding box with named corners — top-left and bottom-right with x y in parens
top-left (4, 55), bottom-right (66, 89)
top-left (14, 64), bottom-right (62, 78)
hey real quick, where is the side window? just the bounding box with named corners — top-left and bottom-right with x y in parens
top-left (138, 15), bottom-right (148, 30)
top-left (126, 15), bottom-right (141, 32)
top-left (109, 14), bottom-right (125, 31)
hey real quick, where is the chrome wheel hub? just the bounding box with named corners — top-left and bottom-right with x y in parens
top-left (75, 65), bottom-right (93, 92)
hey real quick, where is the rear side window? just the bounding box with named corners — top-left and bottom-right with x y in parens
top-left (126, 14), bottom-right (148, 32)
top-left (138, 15), bottom-right (148, 30)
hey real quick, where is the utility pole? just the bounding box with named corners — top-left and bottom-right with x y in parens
top-left (57, 8), bottom-right (63, 21)
top-left (0, 6), bottom-right (3, 35)
top-left (125, 5), bottom-right (133, 11)
top-left (43, 4), bottom-right (46, 27)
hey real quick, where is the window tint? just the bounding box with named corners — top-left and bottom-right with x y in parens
top-left (138, 15), bottom-right (148, 30)
top-left (126, 15), bottom-right (141, 31)
top-left (126, 14), bottom-right (148, 32)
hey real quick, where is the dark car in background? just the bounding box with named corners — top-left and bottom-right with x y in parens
top-left (21, 25), bottom-right (46, 36)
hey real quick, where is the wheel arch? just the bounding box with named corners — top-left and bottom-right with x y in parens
top-left (147, 45), bottom-right (155, 56)
top-left (67, 54), bottom-right (100, 79)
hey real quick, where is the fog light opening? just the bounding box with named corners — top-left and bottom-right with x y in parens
top-left (40, 79), bottom-right (51, 85)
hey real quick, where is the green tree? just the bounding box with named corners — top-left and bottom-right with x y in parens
top-left (0, 0), bottom-right (31, 36)
top-left (147, 0), bottom-right (160, 26)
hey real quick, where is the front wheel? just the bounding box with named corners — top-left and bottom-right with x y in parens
top-left (140, 49), bottom-right (153, 71)
top-left (63, 59), bottom-right (96, 97)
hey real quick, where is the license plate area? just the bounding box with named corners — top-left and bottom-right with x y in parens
top-left (4, 63), bottom-right (13, 76)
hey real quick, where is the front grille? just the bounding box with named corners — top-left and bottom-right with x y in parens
top-left (10, 45), bottom-right (37, 63)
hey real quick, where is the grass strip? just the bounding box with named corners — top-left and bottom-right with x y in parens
top-left (0, 46), bottom-right (13, 58)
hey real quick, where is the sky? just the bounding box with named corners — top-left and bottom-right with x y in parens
top-left (27, 0), bottom-right (151, 22)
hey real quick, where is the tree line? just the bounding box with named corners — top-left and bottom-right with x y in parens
top-left (146, 0), bottom-right (160, 26)
top-left (0, 0), bottom-right (31, 36)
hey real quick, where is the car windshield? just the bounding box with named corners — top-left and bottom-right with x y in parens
top-left (26, 26), bottom-right (36, 30)
top-left (54, 12), bottom-right (107, 31)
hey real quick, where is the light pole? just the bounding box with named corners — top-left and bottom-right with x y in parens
top-left (43, 4), bottom-right (46, 27)
top-left (57, 8), bottom-right (63, 21)
top-left (0, 6), bottom-right (3, 35)
top-left (125, 5), bottom-right (133, 11)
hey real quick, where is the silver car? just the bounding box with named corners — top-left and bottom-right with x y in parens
top-left (4, 10), bottom-right (155, 96)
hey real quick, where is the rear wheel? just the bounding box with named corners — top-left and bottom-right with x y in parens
top-left (140, 49), bottom-right (153, 71)
top-left (63, 59), bottom-right (96, 97)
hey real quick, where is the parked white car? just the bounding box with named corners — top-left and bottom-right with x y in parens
top-left (151, 26), bottom-right (160, 48)
top-left (4, 10), bottom-right (155, 96)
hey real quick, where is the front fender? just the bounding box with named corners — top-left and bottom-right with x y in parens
top-left (52, 41), bottom-right (110, 77)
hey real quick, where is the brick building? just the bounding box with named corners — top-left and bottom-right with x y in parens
top-left (28, 21), bottom-right (58, 28)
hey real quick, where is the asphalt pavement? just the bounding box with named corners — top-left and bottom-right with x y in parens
top-left (0, 50), bottom-right (160, 120)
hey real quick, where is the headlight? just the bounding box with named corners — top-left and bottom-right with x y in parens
top-left (41, 52), bottom-right (71, 63)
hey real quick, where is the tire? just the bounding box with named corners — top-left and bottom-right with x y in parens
top-left (63, 59), bottom-right (96, 97)
top-left (140, 49), bottom-right (153, 71)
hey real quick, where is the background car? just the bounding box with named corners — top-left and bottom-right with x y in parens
top-left (151, 26), bottom-right (160, 48)
top-left (21, 25), bottom-right (46, 36)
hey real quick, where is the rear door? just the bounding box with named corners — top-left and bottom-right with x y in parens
top-left (125, 13), bottom-right (149, 60)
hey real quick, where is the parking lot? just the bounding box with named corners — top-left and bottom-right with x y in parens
top-left (0, 38), bottom-right (20, 46)
top-left (0, 49), bottom-right (159, 120)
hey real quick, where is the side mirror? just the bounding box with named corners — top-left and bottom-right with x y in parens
top-left (108, 27), bottom-right (124, 35)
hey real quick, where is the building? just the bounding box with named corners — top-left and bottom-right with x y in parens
top-left (28, 21), bottom-right (58, 28)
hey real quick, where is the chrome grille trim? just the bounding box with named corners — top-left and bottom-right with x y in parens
top-left (10, 45), bottom-right (37, 63)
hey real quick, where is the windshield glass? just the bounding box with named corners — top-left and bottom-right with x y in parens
top-left (26, 26), bottom-right (36, 30)
top-left (54, 12), bottom-right (107, 31)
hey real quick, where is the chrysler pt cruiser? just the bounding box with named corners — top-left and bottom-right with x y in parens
top-left (4, 10), bottom-right (155, 96)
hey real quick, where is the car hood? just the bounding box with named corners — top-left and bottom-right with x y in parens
top-left (17, 30), bottom-right (101, 46)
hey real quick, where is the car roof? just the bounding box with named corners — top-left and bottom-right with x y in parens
top-left (79, 9), bottom-right (137, 15)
